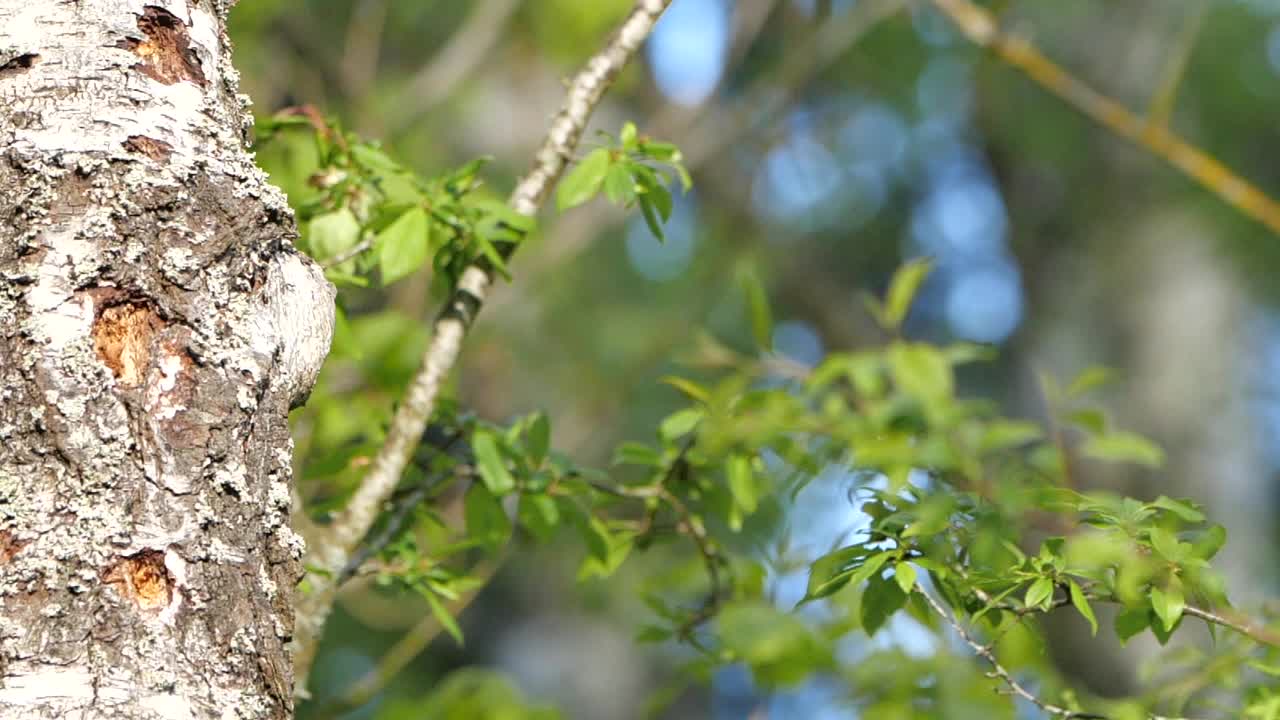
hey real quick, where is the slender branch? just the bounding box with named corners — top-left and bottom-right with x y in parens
top-left (321, 235), bottom-right (372, 269)
top-left (917, 587), bottom-right (1110, 719)
top-left (930, 0), bottom-right (1280, 236)
top-left (290, 0), bottom-right (674, 696)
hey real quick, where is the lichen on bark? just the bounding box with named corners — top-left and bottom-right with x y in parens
top-left (0, 1), bottom-right (333, 718)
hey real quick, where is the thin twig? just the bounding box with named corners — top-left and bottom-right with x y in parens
top-left (917, 587), bottom-right (1110, 718)
top-left (321, 236), bottom-right (372, 269)
top-left (930, 0), bottom-right (1280, 236)
top-left (291, 0), bottom-right (675, 696)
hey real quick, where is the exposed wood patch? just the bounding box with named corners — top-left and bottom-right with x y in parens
top-left (117, 6), bottom-right (207, 87)
top-left (0, 529), bottom-right (26, 565)
top-left (103, 550), bottom-right (172, 612)
top-left (0, 52), bottom-right (39, 80)
top-left (92, 303), bottom-right (163, 386)
top-left (123, 135), bottom-right (173, 162)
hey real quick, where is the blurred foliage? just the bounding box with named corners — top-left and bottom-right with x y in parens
top-left (232, 1), bottom-right (1280, 718)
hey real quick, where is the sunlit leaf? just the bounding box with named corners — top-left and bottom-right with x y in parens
top-left (1081, 432), bottom-right (1164, 469)
top-left (557, 147), bottom-right (611, 210)
top-left (376, 206), bottom-right (430, 285)
top-left (1068, 579), bottom-right (1098, 636)
top-left (883, 258), bottom-right (932, 330)
top-left (472, 430), bottom-right (516, 495)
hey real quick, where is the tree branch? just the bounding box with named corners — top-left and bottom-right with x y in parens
top-left (917, 587), bottom-right (1107, 718)
top-left (290, 0), bottom-right (674, 696)
top-left (930, 0), bottom-right (1280, 236)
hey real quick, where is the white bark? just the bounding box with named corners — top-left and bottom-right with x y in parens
top-left (0, 2), bottom-right (333, 718)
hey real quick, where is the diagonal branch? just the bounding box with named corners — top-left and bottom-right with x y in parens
top-left (290, 0), bottom-right (674, 697)
top-left (931, 0), bottom-right (1280, 237)
top-left (916, 587), bottom-right (1107, 718)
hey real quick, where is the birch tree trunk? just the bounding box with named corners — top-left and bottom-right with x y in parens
top-left (0, 2), bottom-right (334, 718)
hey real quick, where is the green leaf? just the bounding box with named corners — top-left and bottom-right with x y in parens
top-left (557, 147), bottom-right (611, 210)
top-left (620, 121), bottom-right (638, 150)
top-left (739, 265), bottom-right (773, 352)
top-left (1146, 527), bottom-right (1187, 563)
top-left (659, 375), bottom-right (709, 403)
top-left (659, 408), bottom-right (702, 442)
top-left (465, 483), bottom-right (512, 549)
top-left (472, 430), bottom-right (516, 495)
top-left (637, 194), bottom-right (665, 241)
top-left (861, 573), bottom-right (907, 636)
top-left (525, 412), bottom-right (550, 467)
top-left (1147, 496), bottom-right (1205, 523)
top-left (1114, 607), bottom-right (1149, 644)
top-left (309, 208), bottom-right (361, 259)
top-left (1068, 579), bottom-right (1098, 636)
top-left (376, 206), bottom-right (431, 285)
top-left (894, 562), bottom-right (917, 594)
top-left (979, 420), bottom-right (1044, 452)
top-left (604, 162), bottom-right (636, 205)
top-left (887, 342), bottom-right (954, 406)
top-left (1081, 432), bottom-right (1165, 469)
top-left (612, 442), bottom-right (661, 467)
top-left (1066, 366), bottom-right (1113, 397)
top-left (883, 259), bottom-right (932, 330)
top-left (1193, 524), bottom-right (1227, 561)
top-left (423, 590), bottom-right (464, 645)
top-left (1064, 408), bottom-right (1107, 435)
top-left (726, 454), bottom-right (758, 516)
top-left (1024, 577), bottom-right (1055, 610)
top-left (802, 549), bottom-right (889, 604)
top-left (1151, 584), bottom-right (1185, 632)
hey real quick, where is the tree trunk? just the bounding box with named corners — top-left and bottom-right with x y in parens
top-left (0, 2), bottom-right (333, 718)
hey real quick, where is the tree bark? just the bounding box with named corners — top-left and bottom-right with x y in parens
top-left (0, 2), bottom-right (333, 718)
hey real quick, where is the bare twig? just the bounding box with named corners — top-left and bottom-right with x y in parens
top-left (291, 0), bottom-right (674, 696)
top-left (930, 0), bottom-right (1280, 236)
top-left (321, 236), bottom-right (372, 269)
top-left (917, 587), bottom-right (1110, 718)
top-left (389, 0), bottom-right (524, 135)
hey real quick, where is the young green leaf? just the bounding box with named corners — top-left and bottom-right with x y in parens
top-left (1024, 577), bottom-right (1055, 610)
top-left (887, 342), bottom-right (954, 406)
top-left (1151, 584), bottom-right (1185, 632)
top-left (726, 454), bottom-right (758, 518)
top-left (376, 206), bottom-right (430, 285)
top-left (465, 483), bottom-right (512, 549)
top-left (883, 259), bottom-right (932, 330)
top-left (894, 562), bottom-right (917, 594)
top-left (1114, 606), bottom-right (1150, 644)
top-left (1081, 432), bottom-right (1165, 468)
top-left (604, 163), bottom-right (636, 205)
top-left (1067, 579), bottom-right (1098, 635)
top-left (525, 412), bottom-right (550, 467)
top-left (659, 408), bottom-right (702, 442)
top-left (309, 208), bottom-right (361, 259)
top-left (557, 147), bottom-right (611, 211)
top-left (861, 573), bottom-right (907, 636)
top-left (423, 590), bottom-right (464, 645)
top-left (472, 430), bottom-right (516, 495)
top-left (739, 265), bottom-right (773, 352)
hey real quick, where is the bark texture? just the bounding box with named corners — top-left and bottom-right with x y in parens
top-left (0, 2), bottom-right (334, 718)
